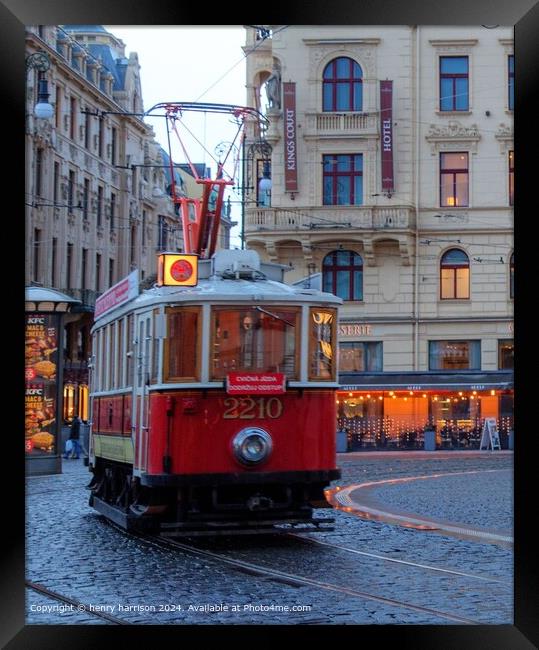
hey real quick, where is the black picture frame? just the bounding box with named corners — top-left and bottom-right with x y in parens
top-left (7, 0), bottom-right (536, 647)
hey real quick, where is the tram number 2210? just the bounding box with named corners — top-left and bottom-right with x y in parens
top-left (222, 397), bottom-right (283, 420)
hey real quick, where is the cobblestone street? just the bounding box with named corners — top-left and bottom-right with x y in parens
top-left (25, 451), bottom-right (513, 626)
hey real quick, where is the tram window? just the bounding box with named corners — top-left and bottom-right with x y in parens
top-left (211, 306), bottom-right (299, 380)
top-left (108, 323), bottom-right (115, 390)
top-left (309, 308), bottom-right (337, 381)
top-left (151, 308), bottom-right (160, 383)
top-left (117, 318), bottom-right (124, 388)
top-left (126, 314), bottom-right (134, 383)
top-left (165, 307), bottom-right (200, 381)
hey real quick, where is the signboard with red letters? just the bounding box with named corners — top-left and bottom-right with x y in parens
top-left (226, 372), bottom-right (286, 395)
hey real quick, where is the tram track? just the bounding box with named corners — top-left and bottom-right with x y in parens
top-left (25, 580), bottom-right (130, 625)
top-left (139, 532), bottom-right (483, 624)
top-left (286, 533), bottom-right (511, 585)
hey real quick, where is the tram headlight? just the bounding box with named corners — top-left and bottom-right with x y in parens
top-left (232, 427), bottom-right (273, 466)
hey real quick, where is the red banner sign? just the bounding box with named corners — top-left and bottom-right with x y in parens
top-left (380, 80), bottom-right (394, 194)
top-left (283, 82), bottom-right (298, 192)
top-left (94, 269), bottom-right (139, 319)
top-left (226, 372), bottom-right (286, 395)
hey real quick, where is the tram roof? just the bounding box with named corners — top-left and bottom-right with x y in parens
top-left (92, 277), bottom-right (342, 327)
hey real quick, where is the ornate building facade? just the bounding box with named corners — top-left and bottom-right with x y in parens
top-left (26, 25), bottom-right (234, 421)
top-left (243, 26), bottom-right (514, 450)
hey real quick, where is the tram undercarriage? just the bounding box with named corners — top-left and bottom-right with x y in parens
top-left (88, 459), bottom-right (338, 535)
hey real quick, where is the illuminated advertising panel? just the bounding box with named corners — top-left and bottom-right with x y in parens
top-left (25, 314), bottom-right (60, 455)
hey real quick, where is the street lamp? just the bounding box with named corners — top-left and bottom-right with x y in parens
top-left (26, 51), bottom-right (54, 120)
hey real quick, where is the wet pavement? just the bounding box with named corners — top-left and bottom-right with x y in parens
top-left (25, 451), bottom-right (513, 625)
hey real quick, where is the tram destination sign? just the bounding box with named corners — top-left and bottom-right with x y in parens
top-left (226, 372), bottom-right (286, 395)
top-left (94, 270), bottom-right (139, 319)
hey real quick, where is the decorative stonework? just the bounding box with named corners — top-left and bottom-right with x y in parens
top-left (425, 121), bottom-right (481, 154)
top-left (495, 123), bottom-right (513, 153)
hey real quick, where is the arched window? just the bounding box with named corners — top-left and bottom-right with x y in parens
top-left (322, 250), bottom-right (363, 301)
top-left (510, 252), bottom-right (514, 299)
top-left (440, 248), bottom-right (469, 299)
top-left (322, 57), bottom-right (363, 112)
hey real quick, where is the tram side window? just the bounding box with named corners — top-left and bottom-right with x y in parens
top-left (126, 314), bottom-right (134, 384)
top-left (309, 308), bottom-right (337, 381)
top-left (211, 307), bottom-right (299, 380)
top-left (165, 307), bottom-right (200, 381)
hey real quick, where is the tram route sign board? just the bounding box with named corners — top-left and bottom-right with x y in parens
top-left (95, 270), bottom-right (139, 319)
top-left (479, 417), bottom-right (501, 450)
top-left (226, 372), bottom-right (286, 395)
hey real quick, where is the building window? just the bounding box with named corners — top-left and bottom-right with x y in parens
top-left (84, 110), bottom-right (91, 149)
top-left (130, 224), bottom-right (137, 268)
top-left (35, 148), bottom-right (43, 197)
top-left (322, 250), bottom-right (363, 301)
top-left (55, 85), bottom-right (62, 129)
top-left (51, 237), bottom-right (57, 286)
top-left (66, 242), bottom-right (73, 289)
top-left (508, 55), bottom-right (514, 111)
top-left (440, 248), bottom-right (470, 299)
top-left (322, 57), bottom-right (363, 112)
top-left (339, 341), bottom-right (383, 372)
top-left (33, 228), bottom-right (41, 282)
top-left (509, 150), bottom-right (514, 206)
top-left (95, 253), bottom-right (101, 292)
top-left (110, 192), bottom-right (116, 231)
top-left (440, 56), bottom-right (469, 111)
top-left (111, 127), bottom-right (117, 165)
top-left (142, 210), bottom-right (146, 246)
top-left (97, 185), bottom-right (103, 227)
top-left (440, 152), bottom-right (468, 207)
top-left (70, 96), bottom-right (77, 139)
top-left (429, 340), bottom-right (481, 370)
top-left (158, 215), bottom-right (168, 250)
top-left (323, 154), bottom-right (363, 205)
top-left (108, 258), bottom-right (115, 288)
top-left (510, 252), bottom-right (514, 299)
top-left (83, 178), bottom-right (90, 220)
top-left (98, 117), bottom-right (104, 157)
top-left (68, 170), bottom-right (75, 212)
top-left (53, 161), bottom-right (60, 204)
top-left (81, 248), bottom-right (88, 290)
top-left (498, 339), bottom-right (514, 370)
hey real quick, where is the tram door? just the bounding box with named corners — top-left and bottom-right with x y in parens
top-left (133, 311), bottom-right (152, 473)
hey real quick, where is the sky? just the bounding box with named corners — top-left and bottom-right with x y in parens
top-left (104, 26), bottom-right (249, 246)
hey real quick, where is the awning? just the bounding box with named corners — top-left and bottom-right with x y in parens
top-left (338, 371), bottom-right (514, 391)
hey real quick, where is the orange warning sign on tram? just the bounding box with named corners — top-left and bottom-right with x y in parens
top-left (157, 253), bottom-right (199, 287)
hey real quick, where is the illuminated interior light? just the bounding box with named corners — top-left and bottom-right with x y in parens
top-left (490, 390), bottom-right (496, 396)
top-left (389, 391), bottom-right (394, 396)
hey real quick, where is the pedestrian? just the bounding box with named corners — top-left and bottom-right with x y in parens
top-left (64, 415), bottom-right (82, 459)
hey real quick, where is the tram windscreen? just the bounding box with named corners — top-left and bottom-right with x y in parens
top-left (211, 307), bottom-right (298, 379)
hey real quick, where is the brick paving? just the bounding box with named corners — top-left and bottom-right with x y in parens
top-left (25, 451), bottom-right (513, 625)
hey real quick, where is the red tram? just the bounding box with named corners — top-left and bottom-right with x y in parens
top-left (86, 102), bottom-right (342, 534)
top-left (87, 250), bottom-right (342, 534)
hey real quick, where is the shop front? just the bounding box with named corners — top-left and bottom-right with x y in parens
top-left (337, 371), bottom-right (513, 451)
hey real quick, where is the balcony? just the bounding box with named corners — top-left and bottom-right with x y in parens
top-left (61, 288), bottom-right (101, 312)
top-left (245, 205), bottom-right (416, 233)
top-left (303, 111), bottom-right (378, 139)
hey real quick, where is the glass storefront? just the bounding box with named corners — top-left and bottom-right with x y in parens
top-left (336, 388), bottom-right (514, 450)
